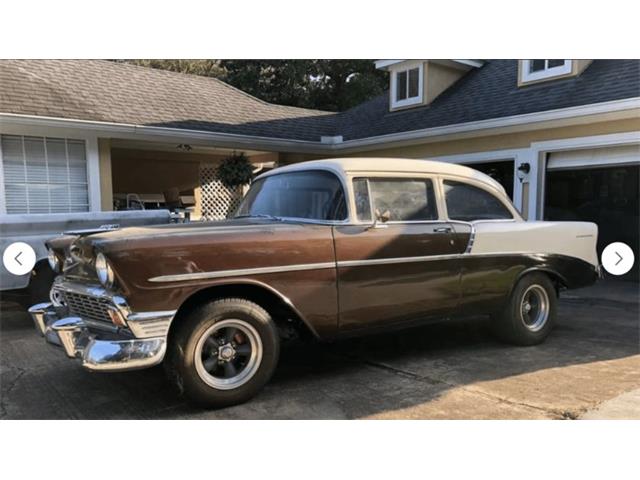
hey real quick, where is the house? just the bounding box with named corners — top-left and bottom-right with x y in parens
top-left (1, 59), bottom-right (638, 272)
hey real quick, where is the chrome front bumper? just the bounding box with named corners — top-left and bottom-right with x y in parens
top-left (29, 302), bottom-right (168, 372)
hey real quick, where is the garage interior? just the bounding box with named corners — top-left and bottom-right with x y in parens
top-left (544, 145), bottom-right (640, 281)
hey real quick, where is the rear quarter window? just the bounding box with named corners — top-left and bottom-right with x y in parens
top-left (444, 180), bottom-right (513, 221)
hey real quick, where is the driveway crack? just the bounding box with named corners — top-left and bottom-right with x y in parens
top-left (354, 356), bottom-right (581, 419)
top-left (0, 367), bottom-right (26, 419)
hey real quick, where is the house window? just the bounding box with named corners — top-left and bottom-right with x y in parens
top-left (1, 134), bottom-right (89, 214)
top-left (520, 60), bottom-right (573, 83)
top-left (391, 62), bottom-right (423, 108)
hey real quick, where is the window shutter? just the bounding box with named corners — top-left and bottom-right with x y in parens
top-left (1, 135), bottom-right (89, 214)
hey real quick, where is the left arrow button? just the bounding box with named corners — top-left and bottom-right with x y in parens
top-left (3, 242), bottom-right (37, 276)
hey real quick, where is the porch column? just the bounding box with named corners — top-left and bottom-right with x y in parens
top-left (98, 138), bottom-right (113, 211)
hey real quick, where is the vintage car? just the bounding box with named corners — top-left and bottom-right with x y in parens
top-left (30, 158), bottom-right (600, 407)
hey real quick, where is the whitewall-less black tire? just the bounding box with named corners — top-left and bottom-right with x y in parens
top-left (492, 272), bottom-right (557, 346)
top-left (165, 298), bottom-right (280, 408)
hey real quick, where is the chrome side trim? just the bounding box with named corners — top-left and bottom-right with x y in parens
top-left (147, 251), bottom-right (580, 283)
top-left (148, 262), bottom-right (336, 283)
top-left (466, 224), bottom-right (476, 254)
top-left (338, 254), bottom-right (460, 268)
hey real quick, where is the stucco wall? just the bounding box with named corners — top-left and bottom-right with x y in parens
top-left (425, 62), bottom-right (465, 105)
top-left (340, 118), bottom-right (640, 159)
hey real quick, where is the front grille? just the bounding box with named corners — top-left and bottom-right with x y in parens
top-left (61, 290), bottom-right (112, 323)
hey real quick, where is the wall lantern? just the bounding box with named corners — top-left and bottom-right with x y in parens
top-left (517, 162), bottom-right (531, 182)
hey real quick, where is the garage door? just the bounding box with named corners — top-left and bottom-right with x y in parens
top-left (545, 145), bottom-right (640, 281)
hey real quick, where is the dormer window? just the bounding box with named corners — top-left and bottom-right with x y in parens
top-left (520, 60), bottom-right (573, 83)
top-left (390, 61), bottom-right (423, 109)
top-left (376, 60), bottom-right (483, 111)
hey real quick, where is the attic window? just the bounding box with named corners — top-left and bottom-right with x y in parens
top-left (391, 62), bottom-right (423, 108)
top-left (520, 60), bottom-right (572, 83)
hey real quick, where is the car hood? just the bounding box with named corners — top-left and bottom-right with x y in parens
top-left (82, 218), bottom-right (288, 248)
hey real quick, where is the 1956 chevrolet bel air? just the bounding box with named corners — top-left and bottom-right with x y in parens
top-left (30, 158), bottom-right (600, 407)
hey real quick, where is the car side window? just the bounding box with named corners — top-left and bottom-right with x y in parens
top-left (353, 177), bottom-right (438, 222)
top-left (443, 180), bottom-right (513, 221)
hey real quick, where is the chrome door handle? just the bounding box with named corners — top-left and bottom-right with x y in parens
top-left (434, 227), bottom-right (452, 233)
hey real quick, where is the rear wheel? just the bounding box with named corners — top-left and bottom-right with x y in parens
top-left (165, 298), bottom-right (279, 408)
top-left (492, 273), bottom-right (557, 346)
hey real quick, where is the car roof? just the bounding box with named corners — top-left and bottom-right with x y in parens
top-left (257, 158), bottom-right (507, 194)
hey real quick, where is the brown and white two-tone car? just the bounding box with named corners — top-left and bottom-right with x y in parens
top-left (30, 158), bottom-right (600, 407)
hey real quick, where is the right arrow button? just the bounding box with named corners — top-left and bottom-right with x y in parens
top-left (602, 242), bottom-right (635, 276)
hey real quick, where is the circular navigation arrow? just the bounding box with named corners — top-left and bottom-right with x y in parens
top-left (601, 242), bottom-right (635, 276)
top-left (3, 242), bottom-right (37, 276)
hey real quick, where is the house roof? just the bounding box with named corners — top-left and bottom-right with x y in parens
top-left (0, 60), bottom-right (638, 145)
top-left (336, 60), bottom-right (640, 141)
top-left (0, 60), bottom-right (337, 141)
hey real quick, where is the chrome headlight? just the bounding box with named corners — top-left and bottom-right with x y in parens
top-left (95, 252), bottom-right (115, 288)
top-left (47, 248), bottom-right (61, 273)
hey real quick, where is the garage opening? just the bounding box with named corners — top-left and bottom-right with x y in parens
top-left (108, 143), bottom-right (277, 221)
top-left (544, 145), bottom-right (640, 281)
top-left (465, 160), bottom-right (514, 199)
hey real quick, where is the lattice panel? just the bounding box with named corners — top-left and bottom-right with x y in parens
top-left (199, 164), bottom-right (244, 220)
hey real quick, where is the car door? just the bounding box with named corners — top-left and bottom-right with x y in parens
top-left (441, 178), bottom-right (518, 315)
top-left (333, 176), bottom-right (464, 332)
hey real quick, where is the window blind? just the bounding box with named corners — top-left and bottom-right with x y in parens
top-left (1, 135), bottom-right (89, 213)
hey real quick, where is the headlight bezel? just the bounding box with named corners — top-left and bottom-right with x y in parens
top-left (95, 252), bottom-right (115, 288)
top-left (47, 248), bottom-right (61, 273)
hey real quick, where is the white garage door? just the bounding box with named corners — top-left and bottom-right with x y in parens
top-left (1, 134), bottom-right (89, 214)
top-left (547, 144), bottom-right (640, 170)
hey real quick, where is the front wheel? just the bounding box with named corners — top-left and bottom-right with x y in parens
top-left (492, 272), bottom-right (557, 346)
top-left (165, 298), bottom-right (280, 408)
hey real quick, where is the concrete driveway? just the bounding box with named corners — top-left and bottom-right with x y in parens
top-left (1, 280), bottom-right (638, 419)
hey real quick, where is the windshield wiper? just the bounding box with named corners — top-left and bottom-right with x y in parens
top-left (235, 213), bottom-right (284, 222)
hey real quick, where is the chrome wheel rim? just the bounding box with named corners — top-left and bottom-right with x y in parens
top-left (520, 284), bottom-right (550, 332)
top-left (194, 319), bottom-right (263, 390)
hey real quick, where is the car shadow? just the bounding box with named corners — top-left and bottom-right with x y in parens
top-left (1, 286), bottom-right (638, 419)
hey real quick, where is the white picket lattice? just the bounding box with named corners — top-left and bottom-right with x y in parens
top-left (199, 164), bottom-right (244, 220)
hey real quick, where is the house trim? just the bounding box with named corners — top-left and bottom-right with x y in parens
top-left (430, 131), bottom-right (640, 222)
top-left (529, 131), bottom-right (640, 220)
top-left (1, 97), bottom-right (639, 155)
top-left (337, 97), bottom-right (640, 151)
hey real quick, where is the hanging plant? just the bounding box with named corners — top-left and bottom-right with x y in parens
top-left (216, 152), bottom-right (254, 188)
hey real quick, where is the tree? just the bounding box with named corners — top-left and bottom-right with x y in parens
top-left (123, 59), bottom-right (386, 112)
top-left (123, 59), bottom-right (224, 78)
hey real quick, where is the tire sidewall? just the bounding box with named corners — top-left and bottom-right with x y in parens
top-left (169, 299), bottom-right (279, 407)
top-left (508, 273), bottom-right (557, 344)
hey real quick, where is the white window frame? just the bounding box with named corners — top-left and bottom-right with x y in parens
top-left (521, 60), bottom-right (573, 83)
top-left (390, 61), bottom-right (424, 109)
top-left (0, 121), bottom-right (101, 214)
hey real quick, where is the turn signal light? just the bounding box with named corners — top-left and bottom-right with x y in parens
top-left (107, 308), bottom-right (127, 328)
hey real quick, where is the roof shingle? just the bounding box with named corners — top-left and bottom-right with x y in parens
top-left (1, 60), bottom-right (638, 143)
top-left (0, 60), bottom-right (338, 141)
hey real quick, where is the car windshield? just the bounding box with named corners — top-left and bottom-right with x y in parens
top-left (236, 170), bottom-right (347, 221)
